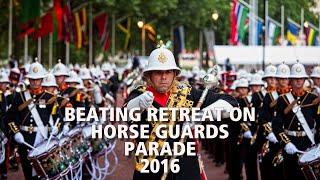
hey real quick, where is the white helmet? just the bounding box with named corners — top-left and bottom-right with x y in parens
top-left (236, 78), bottom-right (249, 88)
top-left (290, 61), bottom-right (308, 78)
top-left (0, 72), bottom-right (9, 83)
top-left (25, 61), bottom-right (47, 79)
top-left (263, 64), bottom-right (277, 79)
top-left (65, 71), bottom-right (79, 83)
top-left (143, 46), bottom-right (180, 76)
top-left (257, 70), bottom-right (264, 77)
top-left (42, 73), bottom-right (58, 87)
top-left (101, 63), bottom-right (112, 72)
top-left (79, 68), bottom-right (92, 80)
top-left (249, 73), bottom-right (264, 86)
top-left (276, 62), bottom-right (290, 78)
top-left (53, 59), bottom-right (69, 76)
top-left (230, 80), bottom-right (239, 90)
top-left (310, 65), bottom-right (320, 78)
top-left (237, 69), bottom-right (248, 80)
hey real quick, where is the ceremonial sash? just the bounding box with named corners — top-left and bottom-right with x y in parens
top-left (24, 91), bottom-right (48, 139)
top-left (285, 92), bottom-right (315, 145)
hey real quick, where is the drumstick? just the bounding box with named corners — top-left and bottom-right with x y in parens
top-left (297, 150), bottom-right (306, 154)
top-left (23, 142), bottom-right (38, 151)
top-left (45, 118), bottom-right (60, 149)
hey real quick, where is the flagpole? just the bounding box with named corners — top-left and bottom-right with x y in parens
top-left (112, 14), bottom-right (115, 57)
top-left (199, 30), bottom-right (203, 68)
top-left (49, 33), bottom-right (53, 68)
top-left (265, 0), bottom-right (269, 46)
top-left (38, 37), bottom-right (41, 63)
top-left (66, 41), bottom-right (70, 65)
top-left (8, 0), bottom-right (12, 60)
top-left (281, 5), bottom-right (284, 43)
top-left (262, 0), bottom-right (268, 70)
top-left (301, 9), bottom-right (304, 29)
top-left (89, 2), bottom-right (93, 66)
top-left (24, 36), bottom-right (28, 64)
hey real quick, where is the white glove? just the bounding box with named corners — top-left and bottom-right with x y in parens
top-left (51, 126), bottom-right (59, 136)
top-left (243, 130), bottom-right (253, 139)
top-left (127, 91), bottom-right (154, 110)
top-left (284, 142), bottom-right (299, 155)
top-left (93, 85), bottom-right (103, 104)
top-left (14, 132), bottom-right (25, 144)
top-left (62, 125), bottom-right (70, 135)
top-left (266, 132), bottom-right (278, 143)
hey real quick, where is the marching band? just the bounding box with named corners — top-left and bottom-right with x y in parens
top-left (0, 44), bottom-right (319, 180)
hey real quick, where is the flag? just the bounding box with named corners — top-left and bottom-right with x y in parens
top-left (304, 23), bottom-right (318, 46)
top-left (73, 11), bottom-right (82, 48)
top-left (256, 19), bottom-right (263, 45)
top-left (230, 0), bottom-right (249, 45)
top-left (63, 1), bottom-right (74, 43)
top-left (18, 0), bottom-right (40, 38)
top-left (21, 0), bottom-right (41, 23)
top-left (17, 21), bottom-right (35, 39)
top-left (80, 8), bottom-right (88, 45)
top-left (117, 18), bottom-right (131, 50)
top-left (174, 26), bottom-right (185, 53)
top-left (144, 24), bottom-right (156, 42)
top-left (94, 12), bottom-right (110, 51)
top-left (53, 0), bottom-right (64, 41)
top-left (287, 20), bottom-right (300, 45)
top-left (230, 0), bottom-right (238, 45)
top-left (237, 4), bottom-right (249, 44)
top-left (33, 12), bottom-right (54, 39)
top-left (268, 19), bottom-right (281, 45)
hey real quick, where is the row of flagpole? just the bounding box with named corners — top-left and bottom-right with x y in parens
top-left (239, 0), bottom-right (320, 46)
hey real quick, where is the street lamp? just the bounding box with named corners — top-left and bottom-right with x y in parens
top-left (137, 21), bottom-right (144, 28)
top-left (212, 12), bottom-right (219, 21)
top-left (137, 20), bottom-right (146, 56)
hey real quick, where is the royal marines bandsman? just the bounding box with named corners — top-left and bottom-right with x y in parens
top-left (124, 45), bottom-right (238, 180)
top-left (273, 61), bottom-right (320, 180)
top-left (310, 65), bottom-right (320, 95)
top-left (53, 61), bottom-right (85, 129)
top-left (6, 61), bottom-right (62, 179)
top-left (259, 62), bottom-right (291, 180)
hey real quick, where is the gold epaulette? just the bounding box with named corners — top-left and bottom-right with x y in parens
top-left (8, 122), bottom-right (19, 134)
top-left (136, 85), bottom-right (146, 93)
top-left (240, 123), bottom-right (249, 132)
top-left (262, 123), bottom-right (272, 135)
top-left (279, 132), bottom-right (290, 144)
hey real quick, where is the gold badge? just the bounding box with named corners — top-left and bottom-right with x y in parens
top-left (281, 68), bottom-right (286, 73)
top-left (158, 52), bottom-right (167, 63)
top-left (296, 67), bottom-right (301, 72)
top-left (33, 66), bottom-right (38, 73)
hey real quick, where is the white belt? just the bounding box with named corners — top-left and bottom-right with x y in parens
top-left (20, 125), bottom-right (48, 134)
top-left (285, 129), bottom-right (315, 137)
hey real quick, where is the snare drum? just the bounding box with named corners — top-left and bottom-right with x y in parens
top-left (28, 138), bottom-right (67, 179)
top-left (67, 128), bottom-right (89, 158)
top-left (82, 125), bottom-right (107, 157)
top-left (299, 144), bottom-right (320, 180)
